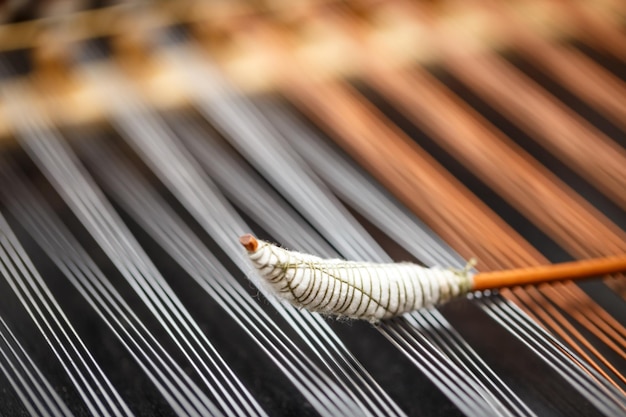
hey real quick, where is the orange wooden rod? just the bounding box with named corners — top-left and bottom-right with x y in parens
top-left (472, 255), bottom-right (626, 290)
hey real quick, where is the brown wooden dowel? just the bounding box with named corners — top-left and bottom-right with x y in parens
top-left (472, 255), bottom-right (626, 291)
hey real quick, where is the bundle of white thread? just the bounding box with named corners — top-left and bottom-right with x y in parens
top-left (241, 235), bottom-right (474, 322)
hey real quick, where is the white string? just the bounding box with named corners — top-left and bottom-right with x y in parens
top-left (258, 99), bottom-right (465, 269)
top-left (0, 211), bottom-right (132, 417)
top-left (0, 79), bottom-right (265, 416)
top-left (0, 316), bottom-right (74, 417)
top-left (0, 161), bottom-right (242, 417)
top-left (163, 43), bottom-right (384, 262)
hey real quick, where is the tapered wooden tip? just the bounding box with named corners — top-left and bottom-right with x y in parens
top-left (239, 234), bottom-right (259, 252)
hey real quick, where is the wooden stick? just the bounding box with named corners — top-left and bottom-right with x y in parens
top-left (472, 255), bottom-right (626, 291)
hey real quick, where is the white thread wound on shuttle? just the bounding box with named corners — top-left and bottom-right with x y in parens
top-left (245, 239), bottom-right (473, 321)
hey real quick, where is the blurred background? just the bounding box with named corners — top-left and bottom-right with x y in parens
top-left (0, 1), bottom-right (624, 416)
